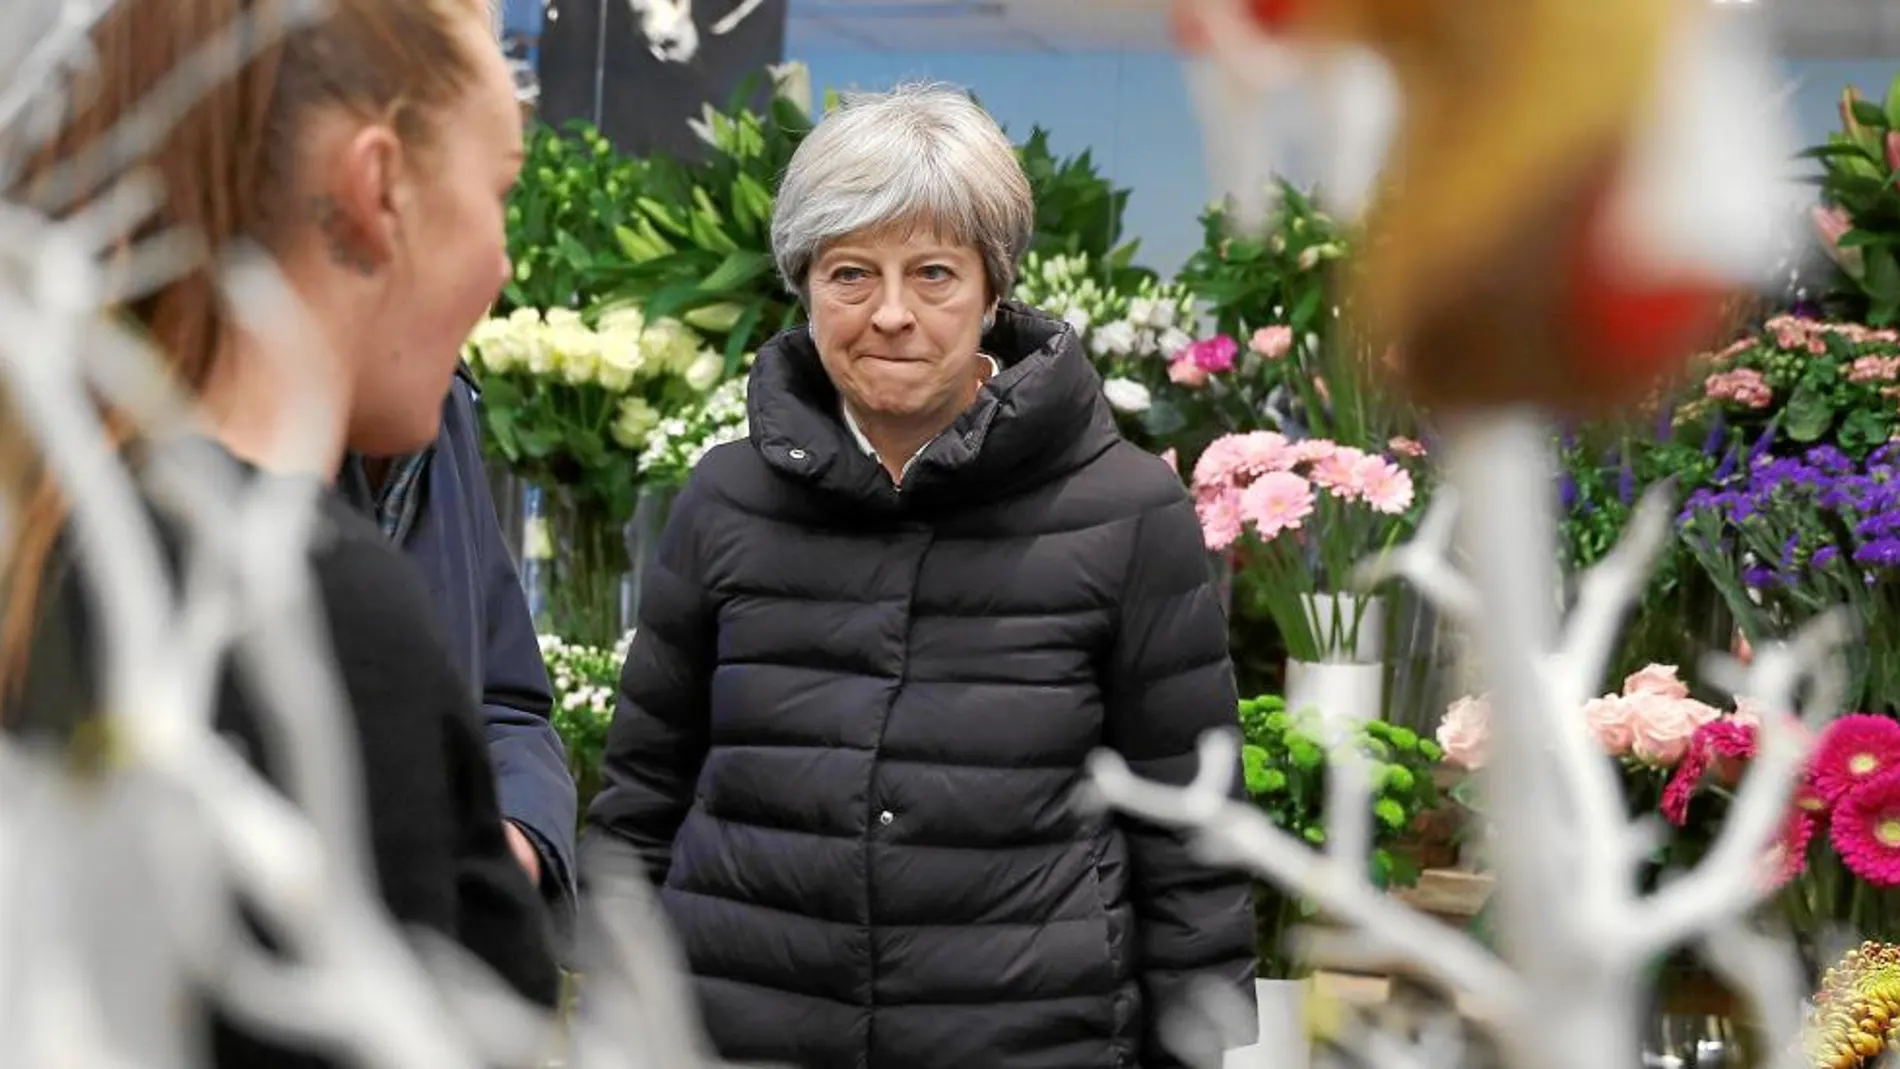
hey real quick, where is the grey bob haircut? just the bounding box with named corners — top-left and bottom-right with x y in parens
top-left (771, 82), bottom-right (1035, 302)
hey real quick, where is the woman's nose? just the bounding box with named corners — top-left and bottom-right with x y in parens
top-left (870, 280), bottom-right (917, 333)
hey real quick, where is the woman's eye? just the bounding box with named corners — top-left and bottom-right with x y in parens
top-left (917, 264), bottom-right (953, 282)
top-left (831, 266), bottom-right (869, 283)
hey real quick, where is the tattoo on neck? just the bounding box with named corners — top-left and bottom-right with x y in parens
top-left (310, 195), bottom-right (377, 277)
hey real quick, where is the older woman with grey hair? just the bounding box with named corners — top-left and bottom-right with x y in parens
top-left (588, 83), bottom-right (1256, 1069)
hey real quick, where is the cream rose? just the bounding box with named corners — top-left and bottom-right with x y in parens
top-left (1623, 663), bottom-right (1690, 700)
top-left (1583, 694), bottom-right (1636, 756)
top-left (1437, 695), bottom-right (1491, 770)
top-left (1626, 693), bottom-right (1700, 766)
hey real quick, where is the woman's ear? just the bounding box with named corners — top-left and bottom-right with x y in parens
top-left (311, 123), bottom-right (405, 276)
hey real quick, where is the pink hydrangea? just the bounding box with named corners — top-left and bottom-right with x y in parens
top-left (1703, 368), bottom-right (1772, 409)
top-left (1238, 470), bottom-right (1315, 540)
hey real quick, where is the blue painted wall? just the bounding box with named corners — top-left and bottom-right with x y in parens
top-left (798, 51), bottom-right (1900, 279)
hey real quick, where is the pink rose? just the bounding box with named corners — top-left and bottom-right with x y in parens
top-left (1626, 694), bottom-right (1701, 766)
top-left (1169, 357), bottom-right (1209, 388)
top-left (1583, 695), bottom-right (1636, 756)
top-left (1623, 663), bottom-right (1689, 700)
top-left (1249, 325), bottom-right (1294, 360)
top-left (1437, 695), bottom-right (1491, 770)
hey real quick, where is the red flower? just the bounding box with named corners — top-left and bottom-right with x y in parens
top-left (1660, 719), bottom-right (1758, 827)
top-left (1831, 767), bottom-right (1900, 887)
top-left (1810, 715), bottom-right (1900, 805)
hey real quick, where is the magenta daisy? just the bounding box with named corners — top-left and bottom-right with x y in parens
top-left (1831, 767), bottom-right (1900, 887)
top-left (1810, 714), bottom-right (1900, 804)
top-left (1758, 810), bottom-right (1815, 891)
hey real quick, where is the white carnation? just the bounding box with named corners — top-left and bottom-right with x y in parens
top-left (1102, 377), bottom-right (1152, 414)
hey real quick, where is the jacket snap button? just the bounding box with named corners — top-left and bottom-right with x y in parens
top-left (878, 809), bottom-right (894, 826)
top-left (788, 447), bottom-right (808, 460)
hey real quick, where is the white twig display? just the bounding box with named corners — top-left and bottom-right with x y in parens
top-left (1087, 410), bottom-right (1842, 1068)
top-left (0, 3), bottom-right (750, 1068)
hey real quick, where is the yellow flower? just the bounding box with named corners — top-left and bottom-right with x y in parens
top-left (611, 396), bottom-right (661, 448)
top-left (1807, 942), bottom-right (1900, 1068)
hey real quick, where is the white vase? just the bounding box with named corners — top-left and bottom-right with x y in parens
top-left (1298, 591), bottom-right (1385, 663)
top-left (1284, 659), bottom-right (1386, 730)
top-left (1222, 978), bottom-right (1310, 1069)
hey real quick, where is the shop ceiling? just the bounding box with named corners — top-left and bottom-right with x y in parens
top-left (784, 0), bottom-right (1900, 58)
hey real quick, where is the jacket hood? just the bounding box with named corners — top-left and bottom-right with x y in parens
top-left (745, 301), bottom-right (1121, 512)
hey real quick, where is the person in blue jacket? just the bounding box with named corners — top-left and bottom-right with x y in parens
top-left (341, 365), bottom-right (577, 921)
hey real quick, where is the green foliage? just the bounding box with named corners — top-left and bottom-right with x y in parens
top-left (1236, 693), bottom-right (1443, 977)
top-left (601, 84), bottom-right (816, 370)
top-left (502, 122), bottom-right (649, 314)
top-left (1177, 181), bottom-right (1346, 344)
top-left (1808, 77), bottom-right (1900, 324)
top-left (1013, 128), bottom-right (1145, 289)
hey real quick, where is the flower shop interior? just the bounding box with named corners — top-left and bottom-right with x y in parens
top-left (22, 0), bottom-right (1900, 1066)
top-left (478, 0), bottom-right (1900, 1063)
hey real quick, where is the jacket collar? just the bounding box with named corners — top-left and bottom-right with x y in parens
top-left (746, 301), bottom-right (1120, 512)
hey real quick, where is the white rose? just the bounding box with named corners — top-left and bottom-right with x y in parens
top-left (1091, 320), bottom-right (1137, 358)
top-left (1126, 297), bottom-right (1155, 328)
top-left (1102, 377), bottom-right (1152, 414)
top-left (610, 396), bottom-right (660, 448)
top-left (1158, 327), bottom-right (1193, 359)
top-left (595, 338), bottom-right (645, 393)
top-left (683, 350), bottom-right (724, 392)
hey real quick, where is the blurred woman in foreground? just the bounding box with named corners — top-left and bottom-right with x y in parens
top-left (0, 0), bottom-right (558, 1063)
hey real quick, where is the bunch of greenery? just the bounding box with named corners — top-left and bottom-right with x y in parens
top-left (501, 122), bottom-right (648, 314)
top-left (1236, 694), bottom-right (1443, 978)
top-left (1806, 75), bottom-right (1900, 325)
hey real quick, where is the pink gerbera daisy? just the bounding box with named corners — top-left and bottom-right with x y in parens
top-left (1356, 456), bottom-right (1415, 515)
top-left (1307, 445), bottom-right (1370, 501)
top-left (1231, 431), bottom-right (1297, 478)
top-left (1831, 767), bottom-right (1900, 886)
top-left (1759, 810), bottom-right (1815, 891)
top-left (1195, 488), bottom-right (1244, 552)
top-left (1809, 714), bottom-right (1900, 804)
top-left (1237, 470), bottom-right (1315, 540)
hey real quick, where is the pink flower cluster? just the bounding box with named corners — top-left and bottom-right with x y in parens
top-left (1168, 334), bottom-right (1237, 388)
top-left (1437, 664), bottom-right (1740, 772)
top-left (1797, 715), bottom-right (1900, 888)
top-left (1848, 355), bottom-right (1900, 384)
top-left (1703, 367), bottom-right (1772, 409)
top-left (1190, 431), bottom-right (1416, 551)
top-left (1764, 314), bottom-right (1900, 352)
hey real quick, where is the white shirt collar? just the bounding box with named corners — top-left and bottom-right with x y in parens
top-left (841, 353), bottom-right (1001, 464)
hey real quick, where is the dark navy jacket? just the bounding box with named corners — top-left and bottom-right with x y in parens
top-left (354, 375), bottom-right (578, 915)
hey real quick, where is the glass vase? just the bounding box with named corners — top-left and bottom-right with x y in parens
top-left (541, 488), bottom-right (629, 648)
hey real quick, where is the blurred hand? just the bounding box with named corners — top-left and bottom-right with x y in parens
top-left (503, 820), bottom-right (542, 886)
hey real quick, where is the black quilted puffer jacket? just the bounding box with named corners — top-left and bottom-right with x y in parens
top-left (586, 302), bottom-right (1256, 1069)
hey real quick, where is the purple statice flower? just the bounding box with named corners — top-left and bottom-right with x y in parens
top-left (1618, 455), bottom-right (1636, 506)
top-left (1560, 472), bottom-right (1580, 512)
top-left (1814, 545), bottom-right (1842, 568)
top-left (1742, 564), bottom-right (1783, 589)
top-left (1699, 410), bottom-right (1729, 456)
top-left (1807, 444), bottom-right (1854, 474)
top-left (1745, 426), bottom-right (1777, 468)
top-left (1853, 539), bottom-right (1900, 569)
